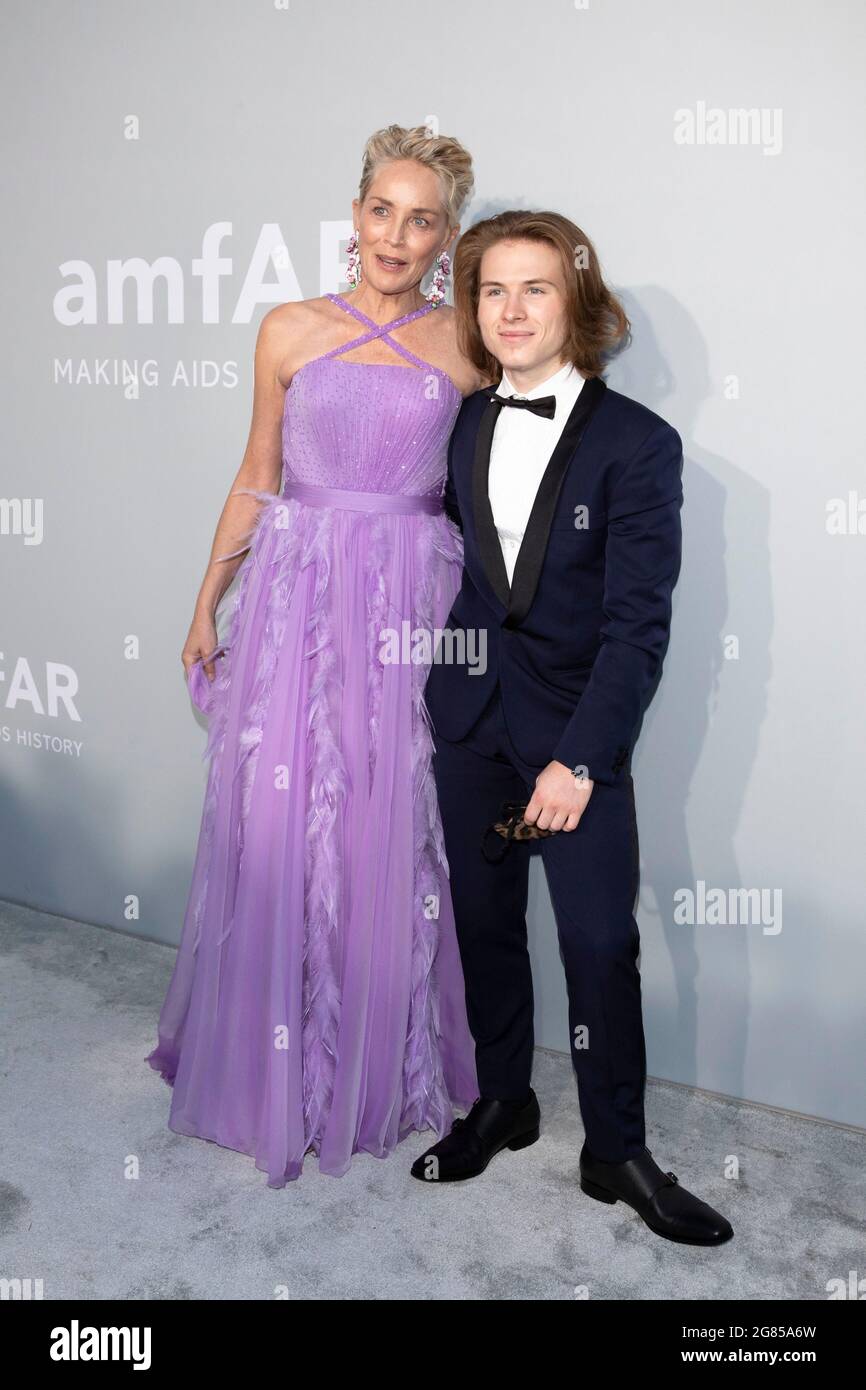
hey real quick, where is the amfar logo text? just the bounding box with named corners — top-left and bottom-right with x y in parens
top-left (0, 654), bottom-right (81, 720)
top-left (53, 221), bottom-right (354, 325)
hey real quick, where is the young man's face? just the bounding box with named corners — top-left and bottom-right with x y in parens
top-left (476, 238), bottom-right (570, 387)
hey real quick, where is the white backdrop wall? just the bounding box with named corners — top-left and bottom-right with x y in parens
top-left (2, 0), bottom-right (864, 1127)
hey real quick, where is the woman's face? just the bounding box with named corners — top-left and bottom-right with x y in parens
top-left (351, 159), bottom-right (457, 295)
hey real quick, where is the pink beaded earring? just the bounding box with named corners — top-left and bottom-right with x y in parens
top-left (426, 249), bottom-right (451, 306)
top-left (345, 228), bottom-right (361, 288)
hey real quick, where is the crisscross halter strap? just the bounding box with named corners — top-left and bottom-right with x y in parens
top-left (278, 292), bottom-right (446, 516)
top-left (321, 291), bottom-right (437, 369)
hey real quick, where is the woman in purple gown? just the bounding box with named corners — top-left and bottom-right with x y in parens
top-left (146, 126), bottom-right (488, 1186)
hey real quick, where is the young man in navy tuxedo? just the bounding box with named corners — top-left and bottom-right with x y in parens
top-left (413, 211), bottom-right (732, 1246)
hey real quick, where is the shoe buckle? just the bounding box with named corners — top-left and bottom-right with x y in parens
top-left (665, 1170), bottom-right (679, 1185)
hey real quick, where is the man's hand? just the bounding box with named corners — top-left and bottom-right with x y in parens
top-left (523, 760), bottom-right (594, 833)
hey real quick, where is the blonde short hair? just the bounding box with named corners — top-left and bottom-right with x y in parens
top-left (358, 124), bottom-right (474, 227)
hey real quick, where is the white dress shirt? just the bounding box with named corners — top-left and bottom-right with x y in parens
top-left (488, 360), bottom-right (585, 585)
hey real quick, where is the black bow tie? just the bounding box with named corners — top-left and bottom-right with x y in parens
top-left (487, 392), bottom-right (557, 420)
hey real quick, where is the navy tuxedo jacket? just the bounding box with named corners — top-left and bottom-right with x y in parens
top-left (424, 376), bottom-right (684, 786)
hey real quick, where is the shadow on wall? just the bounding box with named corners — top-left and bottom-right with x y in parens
top-left (609, 287), bottom-right (770, 1100)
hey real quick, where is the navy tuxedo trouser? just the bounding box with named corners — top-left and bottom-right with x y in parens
top-left (432, 679), bottom-right (648, 1163)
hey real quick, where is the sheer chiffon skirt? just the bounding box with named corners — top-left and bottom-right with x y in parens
top-left (146, 491), bottom-right (479, 1185)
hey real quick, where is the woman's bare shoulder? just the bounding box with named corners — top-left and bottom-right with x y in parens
top-left (260, 295), bottom-right (337, 338)
top-left (260, 297), bottom-right (343, 387)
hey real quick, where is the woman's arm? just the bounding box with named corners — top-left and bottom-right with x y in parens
top-left (181, 306), bottom-right (290, 680)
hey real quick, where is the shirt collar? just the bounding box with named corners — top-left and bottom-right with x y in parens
top-left (498, 359), bottom-right (579, 400)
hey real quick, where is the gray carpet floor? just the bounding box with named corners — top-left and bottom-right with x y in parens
top-left (1, 898), bottom-right (863, 1301)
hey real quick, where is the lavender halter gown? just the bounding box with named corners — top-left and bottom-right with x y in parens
top-left (146, 293), bottom-right (479, 1186)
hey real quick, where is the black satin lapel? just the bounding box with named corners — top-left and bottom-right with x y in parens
top-left (471, 397), bottom-right (511, 611)
top-left (504, 376), bottom-right (608, 630)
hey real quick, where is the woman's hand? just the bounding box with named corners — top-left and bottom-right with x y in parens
top-left (182, 611), bottom-right (221, 682)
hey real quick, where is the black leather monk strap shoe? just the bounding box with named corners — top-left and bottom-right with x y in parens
top-left (411, 1091), bottom-right (541, 1182)
top-left (579, 1141), bottom-right (733, 1244)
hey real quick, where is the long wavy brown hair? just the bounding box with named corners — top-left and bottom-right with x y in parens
top-left (453, 210), bottom-right (631, 381)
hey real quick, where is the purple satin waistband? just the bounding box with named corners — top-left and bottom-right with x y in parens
top-left (281, 478), bottom-right (443, 516)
